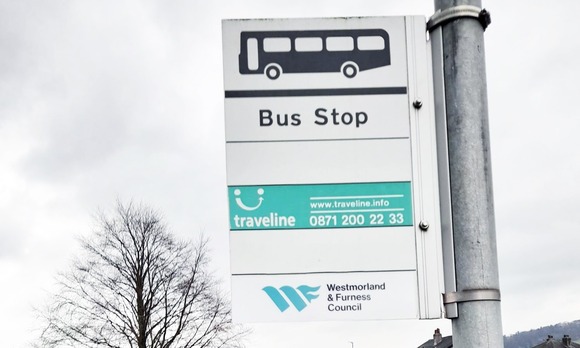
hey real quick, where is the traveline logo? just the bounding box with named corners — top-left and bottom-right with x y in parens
top-left (230, 187), bottom-right (297, 229)
top-left (262, 285), bottom-right (320, 312)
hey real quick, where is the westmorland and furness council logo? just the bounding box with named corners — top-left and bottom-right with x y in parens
top-left (262, 285), bottom-right (320, 312)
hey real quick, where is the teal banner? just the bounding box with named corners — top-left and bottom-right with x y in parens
top-left (228, 182), bottom-right (413, 230)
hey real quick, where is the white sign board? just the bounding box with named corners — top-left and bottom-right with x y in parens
top-left (222, 16), bottom-right (444, 322)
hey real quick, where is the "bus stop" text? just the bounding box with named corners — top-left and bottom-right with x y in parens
top-left (259, 108), bottom-right (369, 128)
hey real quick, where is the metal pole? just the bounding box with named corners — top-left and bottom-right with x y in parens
top-left (432, 0), bottom-right (504, 346)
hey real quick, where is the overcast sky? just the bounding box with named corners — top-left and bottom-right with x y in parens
top-left (1, 0), bottom-right (580, 347)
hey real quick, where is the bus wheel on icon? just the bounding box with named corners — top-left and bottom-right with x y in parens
top-left (341, 62), bottom-right (359, 78)
top-left (265, 64), bottom-right (282, 80)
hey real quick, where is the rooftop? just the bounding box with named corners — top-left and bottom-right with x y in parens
top-left (417, 329), bottom-right (453, 348)
top-left (531, 335), bottom-right (580, 348)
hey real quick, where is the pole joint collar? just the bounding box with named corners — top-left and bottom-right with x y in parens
top-left (443, 289), bottom-right (501, 305)
top-left (427, 5), bottom-right (491, 32)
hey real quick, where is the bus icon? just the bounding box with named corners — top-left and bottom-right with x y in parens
top-left (239, 29), bottom-right (391, 80)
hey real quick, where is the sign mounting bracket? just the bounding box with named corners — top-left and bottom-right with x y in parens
top-left (427, 5), bottom-right (491, 32)
top-left (442, 289), bottom-right (501, 306)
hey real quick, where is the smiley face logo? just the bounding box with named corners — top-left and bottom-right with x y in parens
top-left (234, 188), bottom-right (264, 211)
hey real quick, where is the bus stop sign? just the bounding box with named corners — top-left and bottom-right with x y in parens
top-left (222, 16), bottom-right (444, 323)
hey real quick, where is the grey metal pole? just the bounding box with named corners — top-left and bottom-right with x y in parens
top-left (432, 0), bottom-right (504, 346)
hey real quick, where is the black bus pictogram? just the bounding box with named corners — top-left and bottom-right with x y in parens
top-left (238, 29), bottom-right (391, 80)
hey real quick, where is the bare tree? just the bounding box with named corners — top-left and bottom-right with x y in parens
top-left (38, 202), bottom-right (245, 348)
